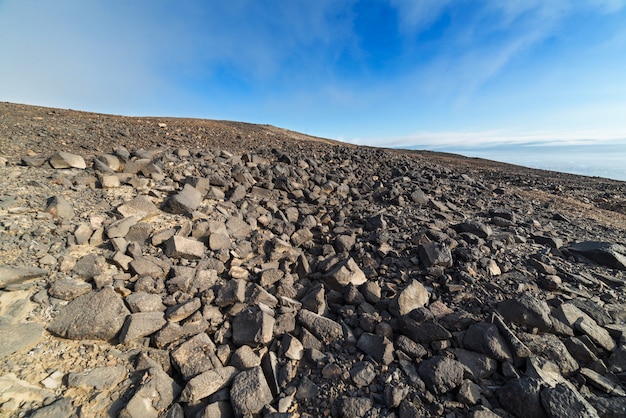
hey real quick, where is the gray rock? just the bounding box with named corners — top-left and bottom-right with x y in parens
top-left (576, 318), bottom-right (616, 352)
top-left (200, 401), bottom-right (234, 418)
top-left (154, 317), bottom-right (209, 349)
top-left (106, 216), bottom-right (139, 239)
top-left (214, 279), bottom-right (246, 307)
top-left (125, 292), bottom-right (167, 313)
top-left (117, 195), bottom-right (160, 220)
top-left (72, 253), bottom-right (106, 280)
top-left (208, 233), bottom-right (231, 251)
top-left (130, 256), bottom-right (168, 279)
top-left (519, 332), bottom-right (579, 375)
top-left (418, 355), bottom-right (465, 395)
top-left (45, 195), bottom-right (74, 219)
top-left (419, 242), bottom-right (453, 268)
top-left (48, 277), bottom-right (92, 300)
top-left (291, 228), bottom-right (313, 247)
top-left (498, 377), bottom-right (547, 418)
top-left (580, 367), bottom-right (626, 396)
top-left (171, 333), bottom-right (222, 380)
top-left (29, 397), bottom-right (73, 418)
top-left (281, 334), bottom-right (304, 361)
top-left (0, 323), bottom-right (43, 358)
top-left (338, 397), bottom-right (373, 418)
top-left (452, 348), bottom-right (498, 379)
top-left (297, 309), bottom-right (343, 345)
top-left (47, 287), bottom-right (130, 340)
top-left (463, 322), bottom-right (512, 361)
top-left (0, 265), bottom-right (48, 288)
top-left (396, 335), bottom-right (427, 359)
top-left (165, 298), bottom-right (202, 322)
top-left (163, 184), bottom-right (203, 214)
top-left (541, 382), bottom-right (600, 418)
top-left (119, 366), bottom-right (181, 417)
top-left (357, 332), bottom-right (394, 365)
top-left (498, 295), bottom-right (553, 332)
top-left (323, 258), bottom-right (367, 288)
top-left (564, 336), bottom-right (598, 365)
top-left (453, 220), bottom-right (493, 238)
top-left (230, 366), bottom-right (273, 416)
top-left (180, 366), bottom-right (238, 403)
top-left (232, 306), bottom-right (275, 346)
top-left (67, 365), bottom-right (127, 390)
top-left (391, 280), bottom-right (430, 317)
top-left (49, 151), bottom-right (86, 169)
top-left (350, 361), bottom-right (376, 387)
top-left (164, 236), bottom-right (205, 259)
top-left (568, 241), bottom-right (626, 270)
top-left (457, 379), bottom-right (482, 406)
top-left (119, 312), bottom-right (167, 343)
top-left (230, 345), bottom-right (261, 370)
top-left (398, 319), bottom-right (452, 345)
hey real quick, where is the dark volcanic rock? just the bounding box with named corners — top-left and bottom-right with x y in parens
top-left (47, 287), bottom-right (130, 340)
top-left (568, 241), bottom-right (626, 270)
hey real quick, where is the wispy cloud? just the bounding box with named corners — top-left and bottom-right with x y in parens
top-left (351, 128), bottom-right (626, 148)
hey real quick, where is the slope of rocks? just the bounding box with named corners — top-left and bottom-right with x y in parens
top-left (1, 102), bottom-right (626, 417)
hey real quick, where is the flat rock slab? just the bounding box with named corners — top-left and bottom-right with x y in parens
top-left (568, 241), bottom-right (626, 270)
top-left (0, 323), bottom-right (43, 358)
top-left (67, 366), bottom-right (128, 390)
top-left (47, 287), bottom-right (130, 340)
top-left (0, 265), bottom-right (48, 288)
top-left (230, 366), bottom-right (273, 416)
top-left (49, 151), bottom-right (86, 169)
top-left (180, 366), bottom-right (237, 403)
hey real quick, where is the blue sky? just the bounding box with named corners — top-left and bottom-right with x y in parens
top-left (1, 0), bottom-right (626, 147)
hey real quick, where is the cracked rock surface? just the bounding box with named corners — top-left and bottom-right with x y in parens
top-left (1, 102), bottom-right (626, 417)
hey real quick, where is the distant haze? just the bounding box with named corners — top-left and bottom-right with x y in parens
top-left (405, 140), bottom-right (626, 182)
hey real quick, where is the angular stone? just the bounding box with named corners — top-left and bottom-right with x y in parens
top-left (154, 317), bottom-right (209, 349)
top-left (396, 335), bottom-right (427, 359)
top-left (106, 216), bottom-right (139, 239)
top-left (29, 397), bottom-right (73, 418)
top-left (208, 233), bottom-right (230, 251)
top-left (48, 277), bottom-right (92, 301)
top-left (0, 266), bottom-right (48, 288)
top-left (118, 195), bottom-right (160, 220)
top-left (232, 306), bottom-right (275, 346)
top-left (281, 334), bottom-right (304, 361)
top-left (230, 345), bottom-right (261, 370)
top-left (130, 256), bottom-right (167, 279)
top-left (398, 318), bottom-right (452, 345)
top-left (297, 309), bottom-right (343, 345)
top-left (576, 318), bottom-right (616, 352)
top-left (179, 366), bottom-right (237, 403)
top-left (463, 322), bottom-right (512, 361)
top-left (119, 312), bottom-right (167, 343)
top-left (568, 241), bottom-right (626, 270)
top-left (541, 382), bottom-right (599, 418)
top-left (339, 397), bottom-right (373, 418)
top-left (498, 295), bottom-right (553, 332)
top-left (47, 287), bottom-right (130, 340)
top-left (453, 348), bottom-right (498, 379)
top-left (214, 279), bottom-right (246, 307)
top-left (230, 366), bottom-right (273, 416)
top-left (72, 253), bottom-right (106, 280)
top-left (350, 362), bottom-right (376, 387)
top-left (497, 377), bottom-right (547, 418)
top-left (49, 151), bottom-right (86, 169)
top-left (291, 228), bottom-right (313, 247)
top-left (356, 332), bottom-right (394, 365)
top-left (391, 280), bottom-right (430, 317)
top-left (163, 184), bottom-right (203, 215)
top-left (119, 366), bottom-right (181, 417)
top-left (45, 195), bottom-right (74, 219)
top-left (164, 236), bottom-right (205, 259)
top-left (457, 380), bottom-right (481, 406)
top-left (418, 356), bottom-right (465, 395)
top-left (165, 298), bottom-right (201, 322)
top-left (67, 365), bottom-right (127, 390)
top-left (580, 367), bottom-right (626, 396)
top-left (452, 221), bottom-right (493, 238)
top-left (519, 332), bottom-right (579, 375)
top-left (323, 258), bottom-right (367, 288)
top-left (419, 242), bottom-right (453, 268)
top-left (171, 333), bottom-right (222, 380)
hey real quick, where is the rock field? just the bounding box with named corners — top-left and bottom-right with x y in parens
top-left (1, 102), bottom-right (626, 417)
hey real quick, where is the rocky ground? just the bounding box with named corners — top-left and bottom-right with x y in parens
top-left (1, 102), bottom-right (626, 418)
